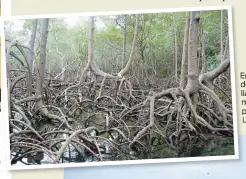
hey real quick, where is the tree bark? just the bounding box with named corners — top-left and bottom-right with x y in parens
top-left (35, 19), bottom-right (49, 107)
top-left (122, 15), bottom-right (127, 69)
top-left (219, 10), bottom-right (224, 86)
top-left (118, 15), bottom-right (139, 77)
top-left (54, 31), bottom-right (65, 80)
top-left (220, 10), bottom-right (224, 63)
top-left (201, 31), bottom-right (207, 73)
top-left (185, 11), bottom-right (200, 94)
top-left (27, 19), bottom-right (38, 98)
top-left (180, 12), bottom-right (190, 89)
top-left (172, 13), bottom-right (178, 82)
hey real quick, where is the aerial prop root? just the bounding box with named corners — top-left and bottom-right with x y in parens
top-left (129, 84), bottom-right (232, 148)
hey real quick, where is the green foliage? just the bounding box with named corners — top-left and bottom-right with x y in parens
top-left (206, 55), bottom-right (220, 71)
top-left (159, 68), bottom-right (169, 78)
top-left (23, 19), bottom-right (34, 30)
top-left (7, 10), bottom-right (226, 78)
top-left (216, 91), bottom-right (226, 101)
top-left (97, 25), bottom-right (122, 43)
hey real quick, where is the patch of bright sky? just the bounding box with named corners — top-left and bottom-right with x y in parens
top-left (62, 16), bottom-right (106, 29)
top-left (4, 19), bottom-right (25, 32)
top-left (6, 15), bottom-right (107, 33)
top-left (63, 16), bottom-right (89, 26)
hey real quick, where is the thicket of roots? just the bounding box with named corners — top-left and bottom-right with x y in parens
top-left (9, 65), bottom-right (234, 165)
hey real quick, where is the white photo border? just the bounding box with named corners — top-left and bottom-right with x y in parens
top-left (1, 0), bottom-right (11, 16)
top-left (1, 5), bottom-right (239, 171)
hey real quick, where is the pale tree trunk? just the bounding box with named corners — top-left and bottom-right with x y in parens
top-left (61, 60), bottom-right (65, 80)
top-left (66, 16), bottom-right (112, 102)
top-left (222, 35), bottom-right (229, 77)
top-left (65, 15), bottom-right (139, 103)
top-left (88, 17), bottom-right (94, 66)
top-left (35, 19), bottom-right (49, 108)
top-left (6, 43), bottom-right (12, 119)
top-left (87, 16), bottom-right (113, 77)
top-left (86, 15), bottom-right (139, 78)
top-left (219, 10), bottom-right (224, 86)
top-left (220, 10), bottom-right (224, 64)
top-left (87, 17), bottom-right (97, 98)
top-left (180, 11), bottom-right (190, 89)
top-left (118, 15), bottom-right (139, 77)
top-left (185, 11), bottom-right (200, 109)
top-left (32, 59), bottom-right (35, 74)
top-left (197, 28), bottom-right (203, 72)
top-left (186, 11), bottom-right (200, 92)
top-left (223, 35), bottom-right (229, 62)
top-left (34, 19), bottom-right (68, 126)
top-left (27, 19), bottom-right (38, 98)
top-left (54, 31), bottom-right (65, 81)
top-left (77, 16), bottom-right (95, 89)
top-left (172, 13), bottom-right (178, 82)
top-left (184, 11), bottom-right (230, 130)
top-left (201, 31), bottom-right (207, 73)
top-left (48, 59), bottom-right (51, 76)
top-left (200, 30), bottom-right (209, 105)
top-left (122, 15), bottom-right (127, 69)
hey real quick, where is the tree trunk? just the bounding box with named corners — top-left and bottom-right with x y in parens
top-left (88, 17), bottom-right (94, 66)
top-left (48, 59), bottom-right (51, 77)
top-left (172, 13), bottom-right (178, 82)
top-left (54, 31), bottom-right (65, 80)
top-left (122, 15), bottom-right (127, 69)
top-left (201, 31), bottom-right (207, 73)
top-left (220, 10), bottom-right (224, 63)
top-left (118, 15), bottom-right (139, 77)
top-left (186, 11), bottom-right (200, 94)
top-left (219, 10), bottom-right (224, 86)
top-left (185, 11), bottom-right (200, 112)
top-left (27, 19), bottom-right (38, 98)
top-left (180, 12), bottom-right (190, 89)
top-left (35, 19), bottom-right (49, 107)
